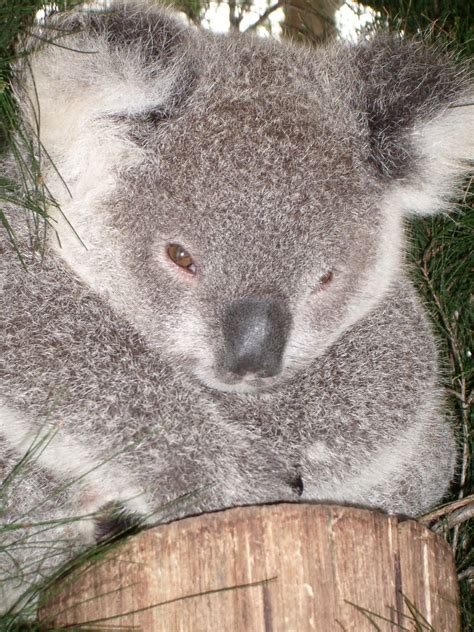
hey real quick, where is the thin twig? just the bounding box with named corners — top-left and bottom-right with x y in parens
top-left (419, 494), bottom-right (474, 525)
top-left (445, 504), bottom-right (474, 529)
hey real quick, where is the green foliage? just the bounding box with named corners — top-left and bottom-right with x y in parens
top-left (0, 1), bottom-right (82, 261)
top-left (360, 0), bottom-right (473, 55)
top-left (0, 1), bottom-right (49, 153)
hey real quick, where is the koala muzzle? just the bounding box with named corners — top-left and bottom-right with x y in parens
top-left (222, 299), bottom-right (291, 378)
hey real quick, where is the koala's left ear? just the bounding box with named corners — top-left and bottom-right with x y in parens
top-left (353, 36), bottom-right (473, 215)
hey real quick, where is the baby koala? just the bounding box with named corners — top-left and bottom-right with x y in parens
top-left (0, 1), bottom-right (472, 612)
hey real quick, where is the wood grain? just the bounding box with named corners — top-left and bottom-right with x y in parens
top-left (39, 504), bottom-right (460, 631)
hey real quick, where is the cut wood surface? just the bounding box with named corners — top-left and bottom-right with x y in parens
top-left (39, 503), bottom-right (460, 631)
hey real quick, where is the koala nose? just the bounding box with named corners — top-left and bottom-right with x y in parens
top-left (222, 299), bottom-right (291, 378)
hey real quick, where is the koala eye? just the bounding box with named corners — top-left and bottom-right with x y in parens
top-left (167, 243), bottom-right (196, 274)
top-left (319, 270), bottom-right (333, 286)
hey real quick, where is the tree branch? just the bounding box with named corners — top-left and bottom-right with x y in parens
top-left (245, 0), bottom-right (284, 31)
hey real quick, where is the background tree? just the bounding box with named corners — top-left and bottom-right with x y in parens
top-left (281, 0), bottom-right (342, 43)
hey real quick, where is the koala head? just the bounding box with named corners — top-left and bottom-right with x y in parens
top-left (19, 4), bottom-right (473, 392)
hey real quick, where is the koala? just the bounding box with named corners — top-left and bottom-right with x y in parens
top-left (0, 1), bottom-right (472, 614)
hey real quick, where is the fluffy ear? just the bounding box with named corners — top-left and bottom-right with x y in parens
top-left (12, 3), bottom-right (197, 282)
top-left (353, 36), bottom-right (473, 215)
top-left (17, 4), bottom-right (195, 185)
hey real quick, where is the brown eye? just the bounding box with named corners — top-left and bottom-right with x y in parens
top-left (319, 270), bottom-right (333, 286)
top-left (167, 243), bottom-right (196, 274)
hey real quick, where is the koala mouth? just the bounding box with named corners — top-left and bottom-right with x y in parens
top-left (201, 370), bottom-right (282, 394)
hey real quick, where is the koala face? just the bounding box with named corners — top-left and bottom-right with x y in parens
top-left (23, 7), bottom-right (471, 393)
top-left (101, 86), bottom-right (397, 393)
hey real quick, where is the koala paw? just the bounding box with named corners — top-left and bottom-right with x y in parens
top-left (288, 468), bottom-right (304, 497)
top-left (94, 500), bottom-right (144, 543)
top-left (74, 483), bottom-right (150, 544)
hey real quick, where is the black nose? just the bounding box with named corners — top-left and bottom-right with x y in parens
top-left (222, 299), bottom-right (291, 378)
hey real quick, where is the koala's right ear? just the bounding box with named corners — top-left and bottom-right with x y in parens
top-left (18, 5), bottom-right (195, 178)
top-left (352, 35), bottom-right (473, 216)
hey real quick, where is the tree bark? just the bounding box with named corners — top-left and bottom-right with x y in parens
top-left (281, 0), bottom-right (343, 44)
top-left (39, 504), bottom-right (460, 631)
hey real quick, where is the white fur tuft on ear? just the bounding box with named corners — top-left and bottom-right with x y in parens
top-left (12, 5), bottom-right (195, 271)
top-left (384, 97), bottom-right (474, 216)
top-left (15, 5), bottom-right (193, 203)
top-left (22, 38), bottom-right (179, 166)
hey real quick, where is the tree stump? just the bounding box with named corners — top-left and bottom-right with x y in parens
top-left (39, 504), bottom-right (460, 631)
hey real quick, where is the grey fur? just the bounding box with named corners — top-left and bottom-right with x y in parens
top-left (0, 2), bottom-right (472, 612)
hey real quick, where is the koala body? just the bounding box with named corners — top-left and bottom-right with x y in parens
top-left (1, 2), bottom-right (473, 612)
